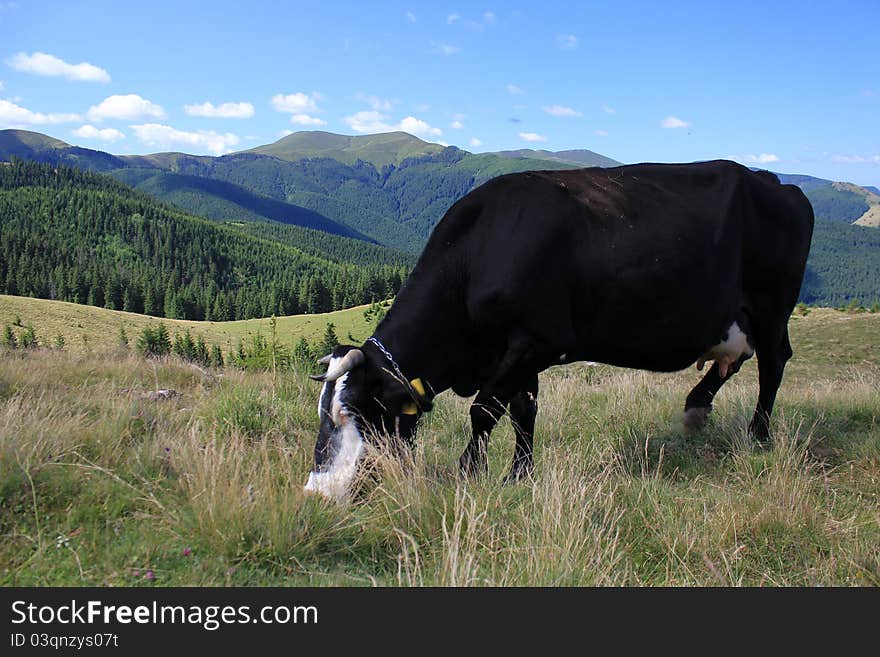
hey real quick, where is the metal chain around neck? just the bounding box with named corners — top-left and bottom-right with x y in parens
top-left (367, 337), bottom-right (407, 382)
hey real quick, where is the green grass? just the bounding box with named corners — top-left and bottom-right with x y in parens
top-left (0, 307), bottom-right (878, 586)
top-left (0, 294), bottom-right (382, 356)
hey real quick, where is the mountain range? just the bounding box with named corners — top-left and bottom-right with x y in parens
top-left (0, 129), bottom-right (621, 253)
top-left (1, 128), bottom-right (879, 307)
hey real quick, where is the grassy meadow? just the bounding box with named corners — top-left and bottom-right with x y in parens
top-left (0, 303), bottom-right (878, 586)
top-left (0, 294), bottom-right (379, 356)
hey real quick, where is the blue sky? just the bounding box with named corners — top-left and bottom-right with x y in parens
top-left (1, 0), bottom-right (878, 185)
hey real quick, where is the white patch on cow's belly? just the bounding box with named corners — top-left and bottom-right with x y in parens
top-left (304, 421), bottom-right (364, 502)
top-left (696, 321), bottom-right (754, 378)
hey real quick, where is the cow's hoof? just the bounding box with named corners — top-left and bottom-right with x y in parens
top-left (503, 464), bottom-right (534, 485)
top-left (748, 419), bottom-right (771, 443)
top-left (683, 406), bottom-right (711, 431)
top-left (458, 453), bottom-right (488, 478)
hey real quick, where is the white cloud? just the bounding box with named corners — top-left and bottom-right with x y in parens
top-left (184, 101), bottom-right (255, 119)
top-left (542, 105), bottom-right (582, 117)
top-left (0, 80), bottom-right (3, 90)
top-left (405, 11), bottom-right (416, 23)
top-left (72, 124), bottom-right (125, 142)
top-left (601, 105), bottom-right (616, 114)
top-left (519, 132), bottom-right (547, 143)
top-left (271, 92), bottom-right (321, 114)
top-left (271, 92), bottom-right (324, 126)
top-left (730, 153), bottom-right (781, 164)
top-left (594, 129), bottom-right (608, 137)
top-left (277, 129), bottom-right (294, 138)
top-left (289, 113), bottom-right (326, 126)
top-left (344, 110), bottom-right (393, 133)
top-left (447, 13), bottom-right (460, 24)
top-left (432, 42), bottom-right (460, 55)
top-left (451, 120), bottom-right (464, 129)
top-left (557, 34), bottom-right (578, 50)
top-left (0, 98), bottom-right (80, 126)
top-left (343, 111), bottom-right (442, 138)
top-left (7, 51), bottom-right (110, 83)
top-left (829, 153), bottom-right (880, 164)
top-left (483, 11), bottom-right (496, 24)
top-left (358, 93), bottom-right (392, 111)
top-left (507, 84), bottom-right (524, 95)
top-left (87, 94), bottom-right (165, 122)
top-left (130, 123), bottom-right (240, 156)
top-left (660, 116), bottom-right (690, 129)
top-left (469, 137), bottom-right (482, 147)
top-left (398, 116), bottom-right (442, 138)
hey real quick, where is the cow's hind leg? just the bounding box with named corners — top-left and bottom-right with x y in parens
top-left (505, 373), bottom-right (539, 482)
top-left (749, 326), bottom-right (793, 441)
top-left (683, 353), bottom-right (752, 430)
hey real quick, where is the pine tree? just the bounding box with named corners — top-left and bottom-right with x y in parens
top-left (164, 284), bottom-right (178, 319)
top-left (118, 326), bottom-right (129, 351)
top-left (318, 322), bottom-right (340, 357)
top-left (195, 334), bottom-right (209, 365)
top-left (293, 336), bottom-right (312, 366)
top-left (209, 344), bottom-right (224, 368)
top-left (3, 325), bottom-right (17, 349)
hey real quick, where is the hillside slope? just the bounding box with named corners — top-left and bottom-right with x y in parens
top-left (107, 167), bottom-right (372, 240)
top-left (0, 294), bottom-right (380, 354)
top-left (0, 160), bottom-right (407, 320)
top-left (242, 130), bottom-right (445, 168)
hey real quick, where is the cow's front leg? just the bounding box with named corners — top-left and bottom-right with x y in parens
top-left (459, 337), bottom-right (541, 477)
top-left (460, 391), bottom-right (510, 476)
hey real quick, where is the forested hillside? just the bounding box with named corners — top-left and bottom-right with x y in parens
top-left (802, 220), bottom-right (880, 307)
top-left (108, 167), bottom-right (371, 240)
top-left (0, 160), bottom-right (408, 320)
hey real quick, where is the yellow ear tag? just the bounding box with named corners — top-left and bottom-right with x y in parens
top-left (401, 378), bottom-right (426, 415)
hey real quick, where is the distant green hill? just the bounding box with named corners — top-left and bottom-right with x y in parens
top-left (243, 130), bottom-right (445, 168)
top-left (0, 129), bottom-right (127, 171)
top-left (107, 167), bottom-right (372, 240)
top-left (806, 184), bottom-right (870, 224)
top-left (493, 147), bottom-right (621, 168)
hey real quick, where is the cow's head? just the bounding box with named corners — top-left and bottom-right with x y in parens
top-left (303, 344), bottom-right (432, 501)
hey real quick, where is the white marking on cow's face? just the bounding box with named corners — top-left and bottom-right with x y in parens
top-left (306, 356), bottom-right (365, 501)
top-left (697, 321), bottom-right (754, 378)
top-left (331, 371), bottom-right (349, 426)
top-left (304, 420), bottom-right (364, 502)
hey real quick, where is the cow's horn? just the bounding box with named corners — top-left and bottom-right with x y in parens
top-left (309, 348), bottom-right (364, 382)
top-left (317, 354), bottom-right (333, 365)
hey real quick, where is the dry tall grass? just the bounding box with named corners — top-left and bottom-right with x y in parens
top-left (1, 337), bottom-right (878, 586)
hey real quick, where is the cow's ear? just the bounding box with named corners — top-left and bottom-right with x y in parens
top-left (408, 378), bottom-right (432, 413)
top-left (382, 377), bottom-right (432, 415)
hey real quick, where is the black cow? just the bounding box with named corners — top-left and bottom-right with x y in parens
top-left (304, 160), bottom-right (814, 500)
